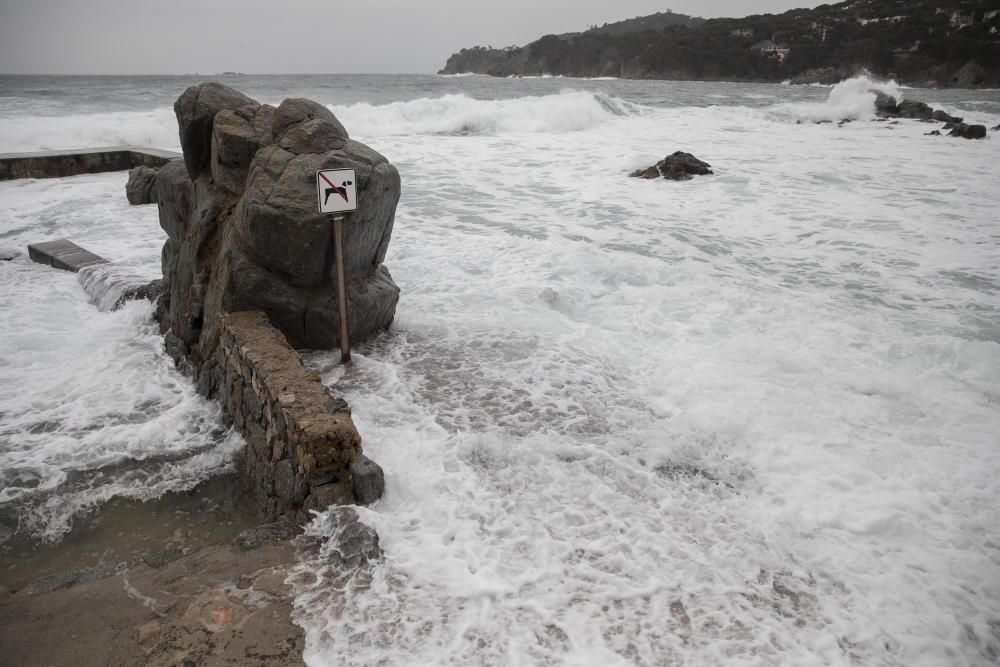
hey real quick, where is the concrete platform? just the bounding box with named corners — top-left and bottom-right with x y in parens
top-left (0, 146), bottom-right (180, 180)
top-left (27, 239), bottom-right (108, 272)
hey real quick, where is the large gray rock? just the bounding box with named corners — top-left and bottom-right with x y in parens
top-left (156, 81), bottom-right (400, 352)
top-left (125, 165), bottom-right (160, 205)
top-left (174, 82), bottom-right (257, 179)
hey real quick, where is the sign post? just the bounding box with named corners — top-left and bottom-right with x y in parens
top-left (316, 168), bottom-right (358, 364)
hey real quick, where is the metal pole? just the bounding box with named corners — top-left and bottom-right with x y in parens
top-left (332, 214), bottom-right (351, 364)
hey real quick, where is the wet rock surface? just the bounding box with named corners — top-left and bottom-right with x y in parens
top-left (0, 539), bottom-right (306, 667)
top-left (125, 165), bottom-right (161, 205)
top-left (153, 82), bottom-right (391, 521)
top-left (870, 90), bottom-right (986, 139)
top-left (201, 312), bottom-right (383, 522)
top-left (157, 81), bottom-right (400, 354)
top-left (630, 151), bottom-right (714, 181)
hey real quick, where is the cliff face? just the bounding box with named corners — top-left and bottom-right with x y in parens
top-left (440, 47), bottom-right (515, 75)
top-left (439, 0), bottom-right (1000, 87)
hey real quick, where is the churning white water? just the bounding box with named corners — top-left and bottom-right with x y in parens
top-left (0, 175), bottom-right (242, 541)
top-left (1, 74), bottom-right (999, 665)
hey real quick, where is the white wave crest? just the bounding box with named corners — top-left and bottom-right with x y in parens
top-left (332, 91), bottom-right (638, 137)
top-left (0, 107), bottom-right (180, 153)
top-left (775, 74), bottom-right (903, 123)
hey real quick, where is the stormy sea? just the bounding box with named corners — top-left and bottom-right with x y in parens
top-left (1, 73), bottom-right (999, 666)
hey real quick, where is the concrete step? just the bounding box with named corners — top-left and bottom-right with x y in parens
top-left (27, 239), bottom-right (108, 272)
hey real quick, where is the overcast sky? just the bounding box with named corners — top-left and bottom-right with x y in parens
top-left (0, 0), bottom-right (824, 75)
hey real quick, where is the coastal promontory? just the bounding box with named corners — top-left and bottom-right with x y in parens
top-left (440, 0), bottom-right (1000, 87)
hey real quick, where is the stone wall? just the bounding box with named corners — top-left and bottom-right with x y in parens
top-left (0, 146), bottom-right (179, 180)
top-left (202, 311), bottom-right (383, 522)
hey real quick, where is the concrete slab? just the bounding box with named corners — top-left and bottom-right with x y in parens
top-left (27, 239), bottom-right (108, 272)
top-left (0, 146), bottom-right (181, 180)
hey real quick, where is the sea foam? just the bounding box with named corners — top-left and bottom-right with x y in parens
top-left (332, 90), bottom-right (640, 136)
top-left (292, 91), bottom-right (1000, 666)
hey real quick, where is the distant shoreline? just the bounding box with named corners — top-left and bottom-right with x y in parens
top-left (437, 70), bottom-right (998, 91)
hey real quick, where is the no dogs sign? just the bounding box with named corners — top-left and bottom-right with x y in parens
top-left (316, 168), bottom-right (358, 214)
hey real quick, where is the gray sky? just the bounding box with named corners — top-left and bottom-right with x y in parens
top-left (0, 1), bottom-right (823, 75)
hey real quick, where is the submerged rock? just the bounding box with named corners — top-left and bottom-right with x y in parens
top-left (630, 152), bottom-right (713, 181)
top-left (0, 244), bottom-right (20, 260)
top-left (315, 507), bottom-right (382, 572)
top-left (125, 165), bottom-right (160, 205)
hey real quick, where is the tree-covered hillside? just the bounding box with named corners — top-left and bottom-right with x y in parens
top-left (439, 0), bottom-right (1000, 87)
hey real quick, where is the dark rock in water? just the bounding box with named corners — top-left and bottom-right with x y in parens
top-left (932, 109), bottom-right (962, 124)
top-left (897, 100), bottom-right (934, 120)
top-left (948, 123), bottom-right (988, 140)
top-left (943, 121), bottom-right (961, 131)
top-left (350, 455), bottom-right (385, 505)
top-left (815, 120), bottom-right (832, 125)
top-left (156, 81), bottom-right (400, 352)
top-left (871, 90), bottom-right (898, 115)
top-left (925, 130), bottom-right (941, 136)
top-left (174, 82), bottom-right (257, 180)
top-left (318, 507), bottom-right (382, 572)
top-left (125, 165), bottom-right (160, 205)
top-left (115, 278), bottom-right (162, 309)
top-left (630, 151), bottom-right (713, 181)
top-left (991, 124), bottom-right (1000, 131)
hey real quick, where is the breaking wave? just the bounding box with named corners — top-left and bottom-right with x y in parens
top-left (772, 74), bottom-right (903, 123)
top-left (0, 106), bottom-right (180, 153)
top-left (332, 90), bottom-right (641, 136)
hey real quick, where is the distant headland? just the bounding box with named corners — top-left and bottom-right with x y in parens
top-left (439, 0), bottom-right (1000, 87)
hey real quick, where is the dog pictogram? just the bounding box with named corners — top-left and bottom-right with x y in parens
top-left (324, 180), bottom-right (352, 205)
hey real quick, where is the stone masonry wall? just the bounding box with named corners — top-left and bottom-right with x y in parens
top-left (211, 311), bottom-right (383, 522)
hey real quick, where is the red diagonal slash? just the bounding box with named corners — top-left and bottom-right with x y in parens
top-left (319, 171), bottom-right (350, 203)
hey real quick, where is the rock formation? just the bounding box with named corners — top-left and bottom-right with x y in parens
top-left (630, 152), bottom-right (713, 181)
top-left (153, 82), bottom-right (398, 517)
top-left (869, 90), bottom-right (987, 139)
top-left (155, 82), bottom-right (400, 362)
top-left (125, 165), bottom-right (160, 205)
